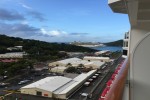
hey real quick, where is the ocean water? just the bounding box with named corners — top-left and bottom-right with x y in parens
top-left (91, 46), bottom-right (122, 52)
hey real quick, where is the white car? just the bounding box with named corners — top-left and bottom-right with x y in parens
top-left (92, 76), bottom-right (97, 79)
top-left (84, 82), bottom-right (90, 86)
top-left (80, 93), bottom-right (88, 97)
top-left (18, 80), bottom-right (30, 85)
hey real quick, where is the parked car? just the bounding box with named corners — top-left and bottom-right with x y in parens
top-left (80, 93), bottom-right (88, 97)
top-left (84, 82), bottom-right (90, 86)
top-left (18, 80), bottom-right (30, 85)
top-left (92, 76), bottom-right (97, 79)
top-left (88, 78), bottom-right (93, 82)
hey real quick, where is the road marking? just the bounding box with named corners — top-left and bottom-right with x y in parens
top-left (3, 90), bottom-right (20, 93)
top-left (0, 92), bottom-right (13, 100)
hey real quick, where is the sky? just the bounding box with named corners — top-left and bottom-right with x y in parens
top-left (0, 0), bottom-right (130, 43)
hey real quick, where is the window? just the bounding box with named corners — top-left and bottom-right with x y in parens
top-left (123, 50), bottom-right (127, 56)
top-left (126, 41), bottom-right (128, 47)
top-left (36, 91), bottom-right (42, 96)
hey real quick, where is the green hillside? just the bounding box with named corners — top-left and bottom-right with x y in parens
top-left (0, 35), bottom-right (97, 61)
top-left (104, 40), bottom-right (123, 47)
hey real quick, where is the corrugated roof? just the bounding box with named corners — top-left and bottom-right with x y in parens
top-left (51, 66), bottom-right (67, 70)
top-left (84, 56), bottom-right (110, 60)
top-left (90, 61), bottom-right (105, 67)
top-left (55, 70), bottom-right (96, 94)
top-left (58, 58), bottom-right (82, 64)
top-left (22, 70), bottom-right (97, 95)
top-left (21, 76), bottom-right (72, 92)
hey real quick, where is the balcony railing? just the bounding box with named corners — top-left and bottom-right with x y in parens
top-left (103, 57), bottom-right (130, 100)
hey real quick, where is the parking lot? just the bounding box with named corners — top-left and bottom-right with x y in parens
top-left (0, 69), bottom-right (65, 97)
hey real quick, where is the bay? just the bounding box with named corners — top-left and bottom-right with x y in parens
top-left (91, 46), bottom-right (122, 52)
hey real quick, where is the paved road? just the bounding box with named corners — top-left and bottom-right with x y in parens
top-left (69, 57), bottom-right (124, 100)
top-left (69, 65), bottom-right (112, 100)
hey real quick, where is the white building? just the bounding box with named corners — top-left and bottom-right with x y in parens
top-left (50, 66), bottom-right (67, 73)
top-left (21, 76), bottom-right (72, 98)
top-left (49, 57), bottom-right (105, 70)
top-left (83, 56), bottom-right (110, 62)
top-left (88, 61), bottom-right (105, 69)
top-left (94, 50), bottom-right (110, 55)
top-left (49, 58), bottom-right (82, 67)
top-left (0, 52), bottom-right (26, 59)
top-left (122, 31), bottom-right (130, 58)
top-left (108, 0), bottom-right (150, 100)
top-left (21, 70), bottom-right (97, 99)
top-left (53, 70), bottom-right (96, 99)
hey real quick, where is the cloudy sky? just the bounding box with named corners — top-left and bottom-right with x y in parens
top-left (0, 0), bottom-right (130, 42)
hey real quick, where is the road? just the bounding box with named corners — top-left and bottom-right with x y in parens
top-left (69, 63), bottom-right (113, 100)
top-left (69, 57), bottom-right (124, 100)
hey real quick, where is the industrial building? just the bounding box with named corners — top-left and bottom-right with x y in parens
top-left (50, 66), bottom-right (67, 73)
top-left (83, 56), bottom-right (110, 62)
top-left (0, 52), bottom-right (26, 59)
top-left (94, 50), bottom-right (110, 56)
top-left (49, 58), bottom-right (82, 67)
top-left (84, 61), bottom-right (105, 69)
top-left (49, 57), bottom-right (105, 70)
top-left (21, 70), bottom-right (96, 99)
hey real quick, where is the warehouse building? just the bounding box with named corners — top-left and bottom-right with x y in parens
top-left (49, 58), bottom-right (82, 67)
top-left (49, 57), bottom-right (105, 70)
top-left (86, 61), bottom-right (105, 69)
top-left (50, 66), bottom-right (67, 73)
top-left (0, 52), bottom-right (26, 59)
top-left (94, 50), bottom-right (110, 55)
top-left (20, 76), bottom-right (72, 98)
top-left (83, 56), bottom-right (110, 62)
top-left (21, 70), bottom-right (96, 99)
top-left (53, 70), bottom-right (96, 99)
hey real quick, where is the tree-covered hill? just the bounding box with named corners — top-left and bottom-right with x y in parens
top-left (0, 34), bottom-right (97, 61)
top-left (104, 40), bottom-right (123, 47)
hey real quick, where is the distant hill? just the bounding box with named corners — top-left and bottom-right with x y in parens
top-left (0, 35), bottom-right (97, 61)
top-left (104, 40), bottom-right (123, 47)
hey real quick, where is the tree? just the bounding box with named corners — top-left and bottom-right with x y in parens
top-left (66, 63), bottom-right (72, 67)
top-left (77, 64), bottom-right (84, 68)
top-left (65, 67), bottom-right (76, 73)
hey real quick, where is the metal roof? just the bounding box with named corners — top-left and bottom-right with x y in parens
top-left (54, 70), bottom-right (97, 94)
top-left (84, 56), bottom-right (110, 60)
top-left (58, 58), bottom-right (82, 64)
top-left (21, 76), bottom-right (72, 92)
top-left (22, 70), bottom-right (97, 95)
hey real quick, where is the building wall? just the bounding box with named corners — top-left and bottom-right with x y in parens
top-left (131, 33), bottom-right (150, 100)
top-left (83, 58), bottom-right (109, 62)
top-left (49, 62), bottom-right (65, 67)
top-left (129, 28), bottom-right (149, 54)
top-left (21, 88), bottom-right (52, 98)
top-left (109, 0), bottom-right (150, 100)
top-left (84, 64), bottom-right (103, 69)
top-left (53, 70), bottom-right (96, 99)
top-left (50, 67), bottom-right (66, 73)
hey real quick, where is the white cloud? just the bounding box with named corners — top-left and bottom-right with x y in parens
top-left (40, 28), bottom-right (67, 36)
top-left (19, 3), bottom-right (32, 10)
top-left (21, 21), bottom-right (29, 25)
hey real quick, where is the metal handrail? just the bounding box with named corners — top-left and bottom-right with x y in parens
top-left (104, 57), bottom-right (130, 100)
